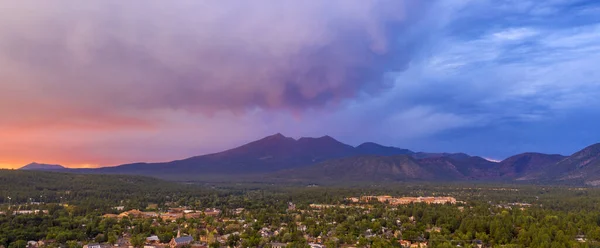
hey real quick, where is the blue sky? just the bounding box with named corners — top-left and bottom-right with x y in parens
top-left (335, 0), bottom-right (600, 159)
top-left (1, 0), bottom-right (599, 167)
top-left (277, 0), bottom-right (600, 160)
top-left (416, 0), bottom-right (600, 158)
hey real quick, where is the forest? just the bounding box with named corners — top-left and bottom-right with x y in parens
top-left (2, 170), bottom-right (600, 247)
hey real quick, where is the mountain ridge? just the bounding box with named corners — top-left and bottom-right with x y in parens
top-left (19, 133), bottom-right (600, 185)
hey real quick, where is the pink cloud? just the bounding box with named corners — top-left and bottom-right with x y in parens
top-left (0, 0), bottom-right (436, 167)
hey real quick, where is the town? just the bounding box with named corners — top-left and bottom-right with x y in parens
top-left (345, 196), bottom-right (458, 205)
top-left (1, 195), bottom-right (467, 248)
top-left (90, 196), bottom-right (456, 248)
top-left (2, 171), bottom-right (599, 248)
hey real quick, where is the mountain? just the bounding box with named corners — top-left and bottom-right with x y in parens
top-left (272, 154), bottom-right (500, 182)
top-left (94, 133), bottom-right (358, 176)
top-left (35, 133), bottom-right (600, 185)
top-left (355, 142), bottom-right (414, 156)
top-left (272, 155), bottom-right (436, 182)
top-left (539, 144), bottom-right (600, 185)
top-left (412, 152), bottom-right (472, 160)
top-left (498, 153), bottom-right (567, 179)
top-left (417, 155), bottom-right (499, 179)
top-left (19, 162), bottom-right (66, 171)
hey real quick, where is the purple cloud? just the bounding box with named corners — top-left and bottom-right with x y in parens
top-left (0, 0), bottom-right (434, 122)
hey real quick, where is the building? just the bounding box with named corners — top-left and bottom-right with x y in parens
top-left (234, 208), bottom-right (245, 215)
top-left (410, 242), bottom-right (428, 248)
top-left (399, 240), bottom-right (411, 247)
top-left (146, 235), bottom-right (160, 244)
top-left (270, 243), bottom-right (287, 248)
top-left (170, 236), bottom-right (193, 248)
top-left (203, 208), bottom-right (221, 217)
top-left (118, 209), bottom-right (143, 218)
top-left (13, 210), bottom-right (48, 215)
top-left (83, 243), bottom-right (102, 248)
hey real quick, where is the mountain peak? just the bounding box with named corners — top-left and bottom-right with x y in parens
top-left (356, 142), bottom-right (414, 156)
top-left (554, 143), bottom-right (600, 171)
top-left (357, 142), bottom-right (382, 148)
top-left (258, 133), bottom-right (296, 142)
top-left (266, 133), bottom-right (288, 139)
top-left (499, 152), bottom-right (567, 178)
top-left (578, 143), bottom-right (600, 154)
top-left (298, 135), bottom-right (339, 143)
top-left (317, 135), bottom-right (339, 142)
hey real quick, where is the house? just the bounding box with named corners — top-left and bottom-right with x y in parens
top-left (118, 209), bottom-right (143, 218)
top-left (576, 235), bottom-right (587, 243)
top-left (84, 243), bottom-right (102, 248)
top-left (26, 241), bottom-right (38, 248)
top-left (399, 240), bottom-right (411, 247)
top-left (142, 212), bottom-right (159, 218)
top-left (288, 202), bottom-right (296, 211)
top-left (169, 236), bottom-right (193, 248)
top-left (270, 243), bottom-right (287, 248)
top-left (474, 240), bottom-right (484, 248)
top-left (309, 243), bottom-right (325, 248)
top-left (203, 208), bottom-right (221, 217)
top-left (103, 214), bottom-right (119, 219)
top-left (169, 208), bottom-right (186, 213)
top-left (410, 242), bottom-right (428, 248)
top-left (161, 213), bottom-right (183, 221)
top-left (113, 206), bottom-right (125, 211)
top-left (234, 208), bottom-right (245, 215)
top-left (146, 235), bottom-right (160, 244)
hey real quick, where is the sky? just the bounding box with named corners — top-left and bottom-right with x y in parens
top-left (1, 0), bottom-right (600, 168)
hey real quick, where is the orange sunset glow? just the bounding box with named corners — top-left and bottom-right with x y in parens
top-left (1, 0), bottom-right (599, 170)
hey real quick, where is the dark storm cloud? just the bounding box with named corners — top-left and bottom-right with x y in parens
top-left (0, 0), bottom-right (434, 122)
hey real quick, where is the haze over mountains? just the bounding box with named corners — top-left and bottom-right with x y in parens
top-left (19, 134), bottom-right (600, 186)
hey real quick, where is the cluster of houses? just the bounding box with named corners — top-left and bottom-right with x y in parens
top-left (0, 209), bottom-right (49, 215)
top-left (496, 202), bottom-right (533, 211)
top-left (346, 196), bottom-right (458, 205)
top-left (103, 207), bottom-right (224, 221)
top-left (80, 234), bottom-right (198, 248)
top-left (398, 240), bottom-right (429, 248)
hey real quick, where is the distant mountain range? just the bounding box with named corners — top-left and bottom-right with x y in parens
top-left (19, 162), bottom-right (66, 171)
top-left (19, 134), bottom-right (600, 185)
